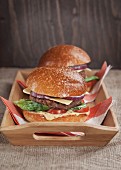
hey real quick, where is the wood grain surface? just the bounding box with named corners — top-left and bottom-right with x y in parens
top-left (0, 0), bottom-right (121, 68)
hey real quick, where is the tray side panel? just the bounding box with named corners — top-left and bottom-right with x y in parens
top-left (95, 83), bottom-right (119, 127)
top-left (1, 123), bottom-right (118, 146)
top-left (1, 71), bottom-right (27, 127)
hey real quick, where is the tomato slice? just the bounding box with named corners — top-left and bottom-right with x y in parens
top-left (86, 80), bottom-right (98, 91)
top-left (48, 108), bottom-right (67, 114)
top-left (74, 106), bottom-right (89, 113)
top-left (81, 99), bottom-right (84, 104)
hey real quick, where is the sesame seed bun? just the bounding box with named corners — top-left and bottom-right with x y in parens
top-left (26, 67), bottom-right (87, 97)
top-left (38, 45), bottom-right (91, 67)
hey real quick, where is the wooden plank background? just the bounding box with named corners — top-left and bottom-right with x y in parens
top-left (0, 0), bottom-right (121, 68)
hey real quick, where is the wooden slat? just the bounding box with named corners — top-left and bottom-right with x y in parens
top-left (0, 0), bottom-right (121, 68)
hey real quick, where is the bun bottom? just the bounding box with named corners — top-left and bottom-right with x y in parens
top-left (23, 110), bottom-right (87, 122)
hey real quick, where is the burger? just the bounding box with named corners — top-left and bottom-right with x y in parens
top-left (38, 45), bottom-right (99, 92)
top-left (38, 44), bottom-right (91, 71)
top-left (14, 67), bottom-right (89, 122)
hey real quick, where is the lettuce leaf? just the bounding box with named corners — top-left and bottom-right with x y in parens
top-left (71, 103), bottom-right (86, 110)
top-left (85, 76), bottom-right (99, 82)
top-left (14, 99), bottom-right (49, 112)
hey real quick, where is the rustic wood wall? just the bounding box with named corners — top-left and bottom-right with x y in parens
top-left (0, 0), bottom-right (121, 68)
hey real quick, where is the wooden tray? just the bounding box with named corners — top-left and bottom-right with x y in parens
top-left (0, 69), bottom-right (119, 146)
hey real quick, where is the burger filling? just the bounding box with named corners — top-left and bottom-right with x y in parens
top-left (70, 64), bottom-right (87, 70)
top-left (29, 95), bottom-right (83, 110)
top-left (14, 99), bottom-right (89, 120)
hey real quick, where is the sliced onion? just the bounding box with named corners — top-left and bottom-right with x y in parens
top-left (31, 91), bottom-right (37, 97)
top-left (63, 95), bottom-right (84, 101)
top-left (36, 94), bottom-right (50, 99)
top-left (70, 64), bottom-right (87, 70)
top-left (31, 91), bottom-right (49, 99)
top-left (31, 91), bottom-right (84, 101)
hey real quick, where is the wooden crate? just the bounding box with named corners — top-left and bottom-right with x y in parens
top-left (0, 69), bottom-right (119, 146)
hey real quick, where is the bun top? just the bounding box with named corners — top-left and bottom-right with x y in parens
top-left (38, 45), bottom-right (91, 67)
top-left (26, 67), bottom-right (87, 97)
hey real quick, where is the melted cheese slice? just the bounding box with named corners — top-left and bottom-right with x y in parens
top-left (76, 68), bottom-right (92, 73)
top-left (48, 98), bottom-right (72, 105)
top-left (23, 88), bottom-right (31, 95)
top-left (31, 109), bottom-right (90, 120)
top-left (23, 88), bottom-right (73, 105)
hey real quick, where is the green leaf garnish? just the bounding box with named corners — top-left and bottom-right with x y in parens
top-left (14, 99), bottom-right (49, 112)
top-left (71, 103), bottom-right (86, 110)
top-left (85, 76), bottom-right (99, 82)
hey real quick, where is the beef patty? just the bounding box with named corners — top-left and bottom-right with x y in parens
top-left (30, 95), bottom-right (82, 110)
